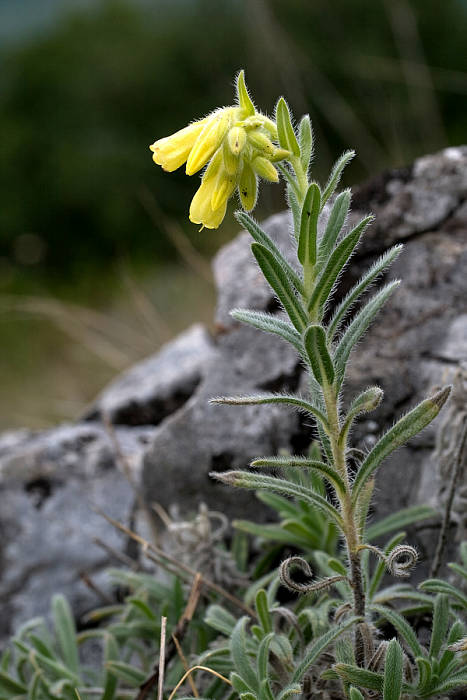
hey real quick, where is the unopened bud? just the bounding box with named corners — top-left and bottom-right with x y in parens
top-left (247, 130), bottom-right (275, 156)
top-left (238, 163), bottom-right (258, 211)
top-left (227, 126), bottom-right (247, 156)
top-left (251, 156), bottom-right (279, 183)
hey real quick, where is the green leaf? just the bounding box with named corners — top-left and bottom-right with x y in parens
top-left (255, 490), bottom-right (301, 517)
top-left (255, 590), bottom-right (272, 634)
top-left (333, 664), bottom-right (383, 692)
top-left (299, 114), bottom-right (313, 172)
top-left (308, 216), bottom-right (372, 314)
top-left (230, 309), bottom-right (302, 353)
top-left (349, 688), bottom-right (365, 700)
top-left (292, 616), bottom-right (361, 682)
top-left (212, 471), bottom-right (343, 528)
top-left (27, 649), bottom-right (80, 684)
top-left (235, 211), bottom-right (304, 295)
top-left (251, 243), bottom-right (307, 331)
top-left (415, 656), bottom-right (432, 693)
top-left (234, 520), bottom-right (309, 548)
top-left (366, 505), bottom-right (437, 541)
top-left (52, 595), bottom-right (80, 676)
top-left (328, 245), bottom-right (403, 340)
top-left (439, 618), bottom-right (465, 672)
top-left (102, 632), bottom-right (119, 700)
top-left (334, 281), bottom-right (400, 388)
top-left (352, 386), bottom-right (451, 504)
top-left (26, 670), bottom-right (42, 700)
top-left (231, 618), bottom-right (258, 693)
top-left (0, 671), bottom-right (28, 696)
top-left (383, 638), bottom-right (403, 700)
top-left (419, 579), bottom-right (467, 609)
top-left (106, 661), bottom-right (146, 687)
top-left (276, 98), bottom-right (300, 157)
top-left (205, 605), bottom-right (238, 636)
top-left (341, 387), bottom-right (383, 438)
top-left (286, 182), bottom-right (301, 237)
top-left (317, 189), bottom-right (350, 265)
top-left (251, 456), bottom-right (345, 494)
top-left (210, 393), bottom-right (328, 430)
top-left (257, 632), bottom-right (274, 681)
top-left (304, 324), bottom-right (335, 386)
top-left (321, 150), bottom-right (355, 207)
top-left (429, 594), bottom-right (450, 658)
top-left (277, 683), bottom-right (302, 700)
top-left (298, 183), bottom-right (320, 267)
top-left (236, 70), bottom-right (255, 116)
top-left (371, 604), bottom-right (424, 658)
top-left (427, 671), bottom-right (467, 695)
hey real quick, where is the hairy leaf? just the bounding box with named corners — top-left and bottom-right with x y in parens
top-left (298, 183), bottom-right (320, 267)
top-left (230, 309), bottom-right (302, 352)
top-left (276, 98), bottom-right (300, 157)
top-left (366, 505), bottom-right (437, 541)
top-left (321, 150), bottom-right (355, 207)
top-left (299, 114), bottom-right (313, 172)
top-left (317, 189), bottom-right (350, 265)
top-left (210, 393), bottom-right (328, 430)
top-left (371, 604), bottom-right (424, 658)
top-left (304, 324), bottom-right (335, 386)
top-left (383, 638), bottom-right (403, 700)
top-left (251, 456), bottom-right (345, 494)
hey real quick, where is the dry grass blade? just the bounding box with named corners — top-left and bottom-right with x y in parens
top-left (167, 666), bottom-right (231, 700)
top-left (157, 616), bottom-right (167, 700)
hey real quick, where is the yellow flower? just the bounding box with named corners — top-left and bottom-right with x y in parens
top-left (149, 71), bottom-right (290, 229)
top-left (149, 118), bottom-right (208, 172)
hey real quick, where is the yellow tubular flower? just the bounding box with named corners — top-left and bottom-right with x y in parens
top-left (185, 110), bottom-right (231, 176)
top-left (149, 118), bottom-right (208, 172)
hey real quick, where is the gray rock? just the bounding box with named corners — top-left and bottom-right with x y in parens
top-left (1, 145), bottom-right (466, 640)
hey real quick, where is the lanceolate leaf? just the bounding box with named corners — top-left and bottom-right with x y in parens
top-left (321, 150), bottom-right (355, 207)
top-left (308, 216), bottom-right (372, 314)
top-left (286, 182), bottom-right (301, 236)
top-left (317, 189), bottom-right (350, 265)
top-left (235, 211), bottom-right (304, 294)
top-left (251, 243), bottom-right (307, 331)
top-left (334, 281), bottom-right (400, 387)
top-left (304, 324), bottom-right (335, 386)
top-left (299, 114), bottom-right (313, 171)
top-left (251, 456), bottom-right (345, 494)
top-left (366, 504), bottom-right (437, 541)
top-left (419, 579), bottom-right (467, 609)
top-left (371, 604), bottom-right (424, 658)
top-left (231, 618), bottom-right (259, 693)
top-left (276, 97), bottom-right (300, 158)
top-left (328, 245), bottom-right (403, 340)
top-left (426, 672), bottom-right (467, 696)
top-left (211, 471), bottom-right (343, 527)
top-left (51, 595), bottom-right (79, 676)
top-left (210, 394), bottom-right (329, 430)
top-left (237, 70), bottom-right (255, 116)
top-left (352, 387), bottom-right (451, 504)
top-left (298, 183), bottom-right (320, 266)
top-left (429, 594), bottom-right (450, 658)
top-left (383, 639), bottom-right (403, 700)
top-left (293, 617), bottom-right (361, 682)
top-left (230, 309), bottom-right (303, 352)
top-left (332, 665), bottom-right (383, 692)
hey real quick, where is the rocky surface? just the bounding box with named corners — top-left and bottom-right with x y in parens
top-left (0, 145), bottom-right (466, 641)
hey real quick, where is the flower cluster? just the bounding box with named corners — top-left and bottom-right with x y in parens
top-left (149, 71), bottom-right (289, 229)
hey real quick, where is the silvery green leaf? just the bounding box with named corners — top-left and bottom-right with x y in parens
top-left (0, 670), bottom-right (27, 696)
top-left (212, 471), bottom-right (343, 527)
top-left (334, 280), bottom-right (400, 387)
top-left (366, 504), bottom-right (437, 541)
top-left (276, 97), bottom-right (300, 157)
top-left (419, 579), bottom-right (467, 609)
top-left (427, 671), bottom-right (467, 695)
top-left (429, 594), bottom-right (450, 659)
top-left (251, 456), bottom-right (345, 494)
top-left (383, 638), bottom-right (403, 700)
top-left (235, 211), bottom-right (304, 294)
top-left (205, 605), bottom-right (238, 636)
top-left (230, 309), bottom-right (302, 352)
top-left (255, 590), bottom-right (272, 635)
top-left (308, 216), bottom-right (372, 315)
top-left (257, 632), bottom-right (274, 681)
top-left (52, 595), bottom-right (79, 676)
top-left (210, 393), bottom-right (328, 430)
top-left (251, 243), bottom-right (307, 331)
top-left (352, 387), bottom-right (451, 504)
top-left (328, 245), bottom-right (403, 339)
top-left (299, 114), bottom-right (313, 171)
top-left (304, 324), bottom-right (335, 386)
top-left (231, 618), bottom-right (259, 693)
top-left (317, 189), bottom-right (350, 265)
top-left (292, 616), bottom-right (362, 682)
top-left (333, 663), bottom-right (384, 692)
top-left (298, 183), bottom-right (320, 267)
top-left (371, 604), bottom-right (424, 658)
top-left (321, 150), bottom-right (355, 207)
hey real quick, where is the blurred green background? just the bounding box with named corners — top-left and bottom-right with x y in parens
top-left (1, 0), bottom-right (466, 428)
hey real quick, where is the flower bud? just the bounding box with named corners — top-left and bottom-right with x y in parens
top-left (247, 130), bottom-right (275, 156)
top-left (251, 156), bottom-right (279, 183)
top-left (227, 126), bottom-right (247, 156)
top-left (238, 162), bottom-right (257, 211)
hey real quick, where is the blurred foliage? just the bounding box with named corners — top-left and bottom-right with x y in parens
top-left (1, 0), bottom-right (466, 287)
